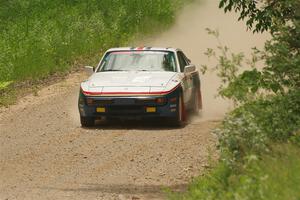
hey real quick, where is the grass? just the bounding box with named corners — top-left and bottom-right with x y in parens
top-left (0, 0), bottom-right (190, 106)
top-left (255, 144), bottom-right (300, 200)
top-left (169, 143), bottom-right (300, 200)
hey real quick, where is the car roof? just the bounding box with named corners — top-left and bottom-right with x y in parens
top-left (106, 47), bottom-right (181, 52)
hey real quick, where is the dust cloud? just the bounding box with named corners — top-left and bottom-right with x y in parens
top-left (137, 0), bottom-right (269, 121)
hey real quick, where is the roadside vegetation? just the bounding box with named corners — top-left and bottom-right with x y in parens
top-left (170, 0), bottom-right (300, 199)
top-left (0, 0), bottom-right (189, 106)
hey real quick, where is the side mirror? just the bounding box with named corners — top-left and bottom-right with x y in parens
top-left (184, 64), bottom-right (196, 73)
top-left (84, 66), bottom-right (94, 75)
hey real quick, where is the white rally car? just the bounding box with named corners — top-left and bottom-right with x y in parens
top-left (78, 47), bottom-right (202, 126)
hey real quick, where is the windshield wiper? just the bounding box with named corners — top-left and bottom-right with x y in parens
top-left (101, 69), bottom-right (125, 72)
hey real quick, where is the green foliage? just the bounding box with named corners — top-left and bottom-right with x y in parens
top-left (0, 81), bottom-right (13, 90)
top-left (262, 25), bottom-right (300, 92)
top-left (203, 28), bottom-right (249, 103)
top-left (168, 162), bottom-right (232, 200)
top-left (202, 1), bottom-right (300, 103)
top-left (171, 0), bottom-right (300, 199)
top-left (200, 0), bottom-right (300, 176)
top-left (203, 25), bottom-right (300, 102)
top-left (202, 0), bottom-right (300, 183)
top-left (218, 90), bottom-right (300, 165)
top-left (0, 0), bottom-right (187, 83)
top-left (216, 0), bottom-right (300, 98)
top-left (172, 143), bottom-right (300, 200)
top-left (219, 0), bottom-right (299, 33)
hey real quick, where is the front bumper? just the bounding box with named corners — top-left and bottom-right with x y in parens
top-left (78, 88), bottom-right (181, 119)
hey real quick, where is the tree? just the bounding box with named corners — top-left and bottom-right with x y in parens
top-left (210, 0), bottom-right (300, 102)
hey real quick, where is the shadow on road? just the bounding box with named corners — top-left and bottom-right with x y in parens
top-left (43, 183), bottom-right (187, 198)
top-left (93, 119), bottom-right (185, 130)
top-left (82, 112), bottom-right (203, 131)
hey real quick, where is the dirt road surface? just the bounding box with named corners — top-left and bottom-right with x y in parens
top-left (0, 1), bottom-right (268, 199)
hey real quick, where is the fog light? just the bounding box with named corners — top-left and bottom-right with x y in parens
top-left (96, 107), bottom-right (106, 113)
top-left (146, 107), bottom-right (156, 113)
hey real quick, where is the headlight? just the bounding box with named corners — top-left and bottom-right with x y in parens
top-left (136, 97), bottom-right (167, 105)
top-left (156, 97), bottom-right (167, 104)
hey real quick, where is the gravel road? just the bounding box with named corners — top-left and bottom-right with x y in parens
top-left (0, 0), bottom-right (268, 199)
top-left (0, 72), bottom-right (218, 200)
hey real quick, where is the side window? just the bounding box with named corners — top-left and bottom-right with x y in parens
top-left (182, 53), bottom-right (191, 65)
top-left (177, 51), bottom-right (188, 72)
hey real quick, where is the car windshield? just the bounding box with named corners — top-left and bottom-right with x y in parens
top-left (98, 51), bottom-right (177, 72)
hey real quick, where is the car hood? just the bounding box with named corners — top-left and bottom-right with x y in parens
top-left (81, 71), bottom-right (181, 95)
top-left (88, 71), bottom-right (177, 87)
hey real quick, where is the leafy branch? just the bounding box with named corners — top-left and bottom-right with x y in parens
top-left (201, 28), bottom-right (264, 103)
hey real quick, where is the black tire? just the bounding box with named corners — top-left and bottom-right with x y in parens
top-left (170, 94), bottom-right (186, 127)
top-left (80, 116), bottom-right (95, 127)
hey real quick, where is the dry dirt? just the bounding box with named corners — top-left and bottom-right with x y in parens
top-left (0, 0), bottom-right (268, 199)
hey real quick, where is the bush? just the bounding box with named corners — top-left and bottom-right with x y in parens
top-left (217, 89), bottom-right (300, 165)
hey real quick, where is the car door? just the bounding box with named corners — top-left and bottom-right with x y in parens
top-left (177, 51), bottom-right (193, 104)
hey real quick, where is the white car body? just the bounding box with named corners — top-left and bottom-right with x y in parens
top-left (78, 47), bottom-right (202, 126)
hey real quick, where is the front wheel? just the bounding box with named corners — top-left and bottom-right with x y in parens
top-left (80, 116), bottom-right (95, 127)
top-left (170, 94), bottom-right (186, 127)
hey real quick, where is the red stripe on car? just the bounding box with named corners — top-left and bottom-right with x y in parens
top-left (81, 84), bottom-right (180, 96)
top-left (136, 47), bottom-right (144, 51)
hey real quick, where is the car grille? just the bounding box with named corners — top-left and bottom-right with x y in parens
top-left (93, 99), bottom-right (114, 105)
top-left (108, 105), bottom-right (145, 115)
top-left (88, 98), bottom-right (159, 106)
